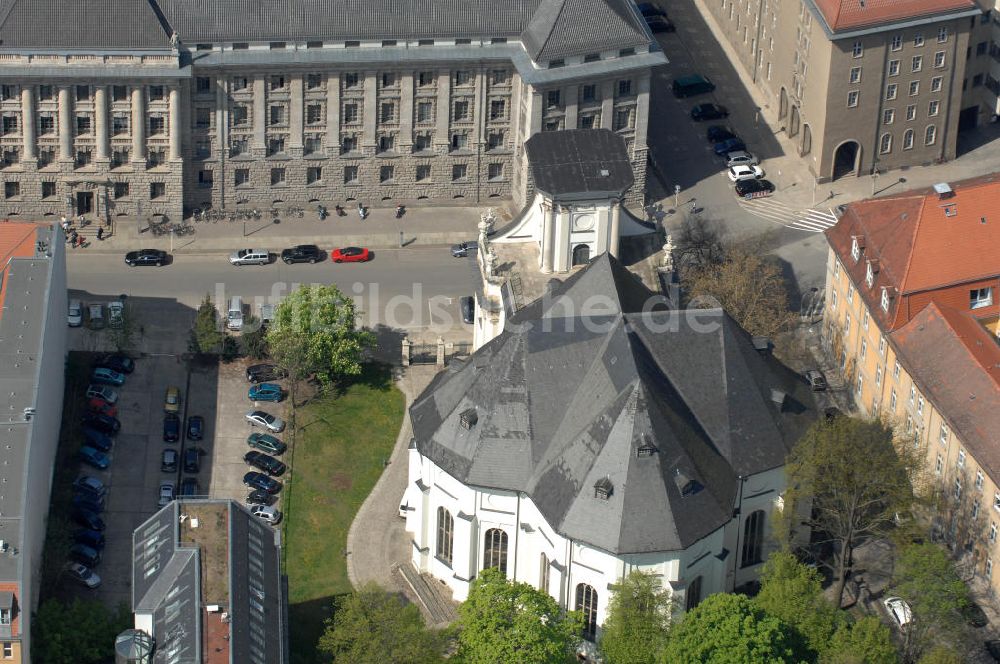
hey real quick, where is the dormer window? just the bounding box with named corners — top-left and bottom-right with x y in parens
top-left (881, 287), bottom-right (890, 312)
top-left (865, 262), bottom-right (874, 287)
top-left (851, 236), bottom-right (861, 261)
top-left (594, 477), bottom-right (613, 500)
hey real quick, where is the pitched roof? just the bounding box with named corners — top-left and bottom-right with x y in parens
top-left (521, 0), bottom-right (648, 61)
top-left (525, 129), bottom-right (635, 201)
top-left (890, 302), bottom-right (1000, 481)
top-left (0, 0), bottom-right (173, 49)
top-left (825, 174), bottom-right (1000, 330)
top-left (411, 254), bottom-right (817, 554)
top-left (810, 0), bottom-right (977, 34)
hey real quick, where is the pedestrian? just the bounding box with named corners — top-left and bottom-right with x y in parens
top-left (96, 227), bottom-right (104, 241)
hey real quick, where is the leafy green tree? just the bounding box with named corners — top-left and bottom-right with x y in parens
top-left (189, 294), bottom-right (224, 354)
top-left (456, 567), bottom-right (582, 664)
top-left (781, 416), bottom-right (917, 608)
top-left (753, 552), bottom-right (842, 659)
top-left (916, 646), bottom-right (963, 664)
top-left (318, 583), bottom-right (447, 664)
top-left (239, 314), bottom-right (269, 359)
top-left (821, 616), bottom-right (897, 664)
top-left (600, 570), bottom-right (674, 664)
top-left (33, 598), bottom-right (131, 664)
top-left (659, 592), bottom-right (807, 664)
top-left (892, 543), bottom-right (969, 661)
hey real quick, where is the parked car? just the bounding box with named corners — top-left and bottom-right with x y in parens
top-left (88, 303), bottom-right (105, 330)
top-left (672, 74), bottom-right (715, 98)
top-left (734, 179), bottom-right (775, 197)
top-left (73, 475), bottom-right (107, 499)
top-left (229, 248), bottom-right (270, 265)
top-left (281, 244), bottom-right (324, 264)
top-left (645, 15), bottom-right (675, 32)
top-left (81, 426), bottom-right (113, 452)
top-left (163, 414), bottom-right (180, 443)
top-left (183, 447), bottom-right (201, 473)
top-left (246, 410), bottom-right (285, 433)
top-left (248, 383), bottom-right (283, 402)
top-left (180, 477), bottom-right (200, 496)
top-left (164, 386), bottom-right (181, 414)
top-left (69, 543), bottom-right (102, 567)
top-left (331, 246), bottom-right (371, 263)
top-left (247, 432), bottom-right (287, 456)
top-left (691, 103), bottom-right (728, 121)
top-left (706, 125), bottom-right (738, 143)
top-left (713, 137), bottom-right (747, 156)
top-left (81, 412), bottom-right (120, 435)
top-left (78, 446), bottom-right (110, 470)
top-left (158, 481), bottom-right (176, 508)
top-left (964, 601), bottom-right (989, 628)
top-left (71, 493), bottom-right (105, 514)
top-left (107, 300), bottom-right (125, 329)
top-left (85, 384), bottom-right (119, 404)
top-left (460, 296), bottom-right (475, 324)
top-left (805, 369), bottom-right (828, 391)
top-left (68, 299), bottom-right (83, 327)
top-left (72, 528), bottom-right (105, 550)
top-left (243, 471), bottom-right (281, 494)
top-left (161, 448), bottom-right (178, 472)
top-left (87, 398), bottom-right (118, 418)
top-left (64, 562), bottom-right (101, 589)
top-left (636, 1), bottom-right (665, 17)
top-left (125, 248), bottom-right (168, 267)
top-left (246, 489), bottom-right (275, 506)
top-left (251, 504), bottom-right (283, 525)
top-left (451, 241), bottom-right (478, 258)
top-left (725, 150), bottom-right (760, 168)
top-left (90, 367), bottom-right (126, 387)
top-left (95, 354), bottom-right (134, 374)
top-left (71, 507), bottom-right (105, 531)
top-left (246, 363), bottom-right (285, 383)
top-left (727, 165), bottom-right (765, 182)
top-left (244, 450), bottom-right (286, 476)
top-left (884, 596), bottom-right (912, 628)
top-left (187, 415), bottom-right (204, 441)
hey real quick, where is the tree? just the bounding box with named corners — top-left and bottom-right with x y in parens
top-left (106, 300), bottom-right (139, 352)
top-left (782, 416), bottom-right (917, 609)
top-left (753, 552), bottom-right (842, 659)
top-left (891, 543), bottom-right (969, 661)
top-left (822, 616), bottom-right (897, 664)
top-left (456, 567), bottom-right (582, 664)
top-left (189, 294), bottom-right (224, 354)
top-left (318, 583), bottom-right (447, 664)
top-left (916, 646), bottom-right (963, 664)
top-left (265, 284), bottom-right (374, 400)
top-left (600, 570), bottom-right (674, 664)
top-left (672, 215), bottom-right (725, 276)
top-left (659, 592), bottom-right (807, 664)
top-left (685, 248), bottom-right (796, 337)
top-left (33, 598), bottom-right (131, 664)
top-left (239, 315), bottom-right (269, 360)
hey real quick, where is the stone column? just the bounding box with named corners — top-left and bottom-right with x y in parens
top-left (131, 86), bottom-right (146, 163)
top-left (326, 73), bottom-right (341, 156)
top-left (564, 84), bottom-right (579, 130)
top-left (399, 72), bottom-right (414, 150)
top-left (529, 90), bottom-right (543, 135)
top-left (435, 70), bottom-right (451, 149)
top-left (216, 78), bottom-right (228, 157)
top-left (94, 86), bottom-right (109, 161)
top-left (609, 200), bottom-right (621, 258)
top-left (58, 85), bottom-right (73, 162)
top-left (20, 87), bottom-right (35, 161)
top-left (168, 86), bottom-right (181, 160)
top-left (633, 73), bottom-right (651, 150)
top-left (472, 69), bottom-right (486, 144)
top-left (600, 80), bottom-right (615, 129)
top-left (252, 77), bottom-right (266, 153)
top-left (553, 206), bottom-right (570, 272)
top-left (540, 201), bottom-right (555, 274)
top-left (362, 71), bottom-right (377, 148)
top-left (289, 74), bottom-right (303, 150)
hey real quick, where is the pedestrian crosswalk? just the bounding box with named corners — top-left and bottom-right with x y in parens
top-left (736, 197), bottom-right (838, 232)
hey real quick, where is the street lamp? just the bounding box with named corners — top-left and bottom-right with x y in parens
top-left (871, 165), bottom-right (879, 196)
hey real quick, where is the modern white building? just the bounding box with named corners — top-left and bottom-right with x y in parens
top-left (403, 254), bottom-right (817, 642)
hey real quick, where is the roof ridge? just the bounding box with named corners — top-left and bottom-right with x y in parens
top-left (895, 191), bottom-right (930, 296)
top-left (922, 302), bottom-right (1000, 388)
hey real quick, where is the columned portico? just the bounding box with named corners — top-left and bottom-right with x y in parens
top-left (131, 87), bottom-right (146, 163)
top-left (58, 86), bottom-right (72, 162)
top-left (20, 88), bottom-right (35, 161)
top-left (94, 86), bottom-right (109, 162)
top-left (168, 86), bottom-right (181, 161)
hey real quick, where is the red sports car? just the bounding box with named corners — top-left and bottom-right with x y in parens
top-left (87, 398), bottom-right (118, 418)
top-left (330, 247), bottom-right (371, 263)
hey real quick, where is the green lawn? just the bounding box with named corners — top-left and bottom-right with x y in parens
top-left (283, 363), bottom-right (404, 664)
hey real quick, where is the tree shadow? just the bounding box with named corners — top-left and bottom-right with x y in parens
top-left (288, 594), bottom-right (343, 664)
top-left (367, 322), bottom-right (406, 365)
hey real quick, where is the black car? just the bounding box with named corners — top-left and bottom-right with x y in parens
top-left (246, 363), bottom-right (285, 384)
top-left (161, 448), bottom-right (178, 472)
top-left (72, 528), bottom-right (105, 550)
top-left (636, 1), bottom-right (665, 17)
top-left (72, 493), bottom-right (105, 513)
top-left (691, 103), bottom-right (729, 121)
top-left (281, 244), bottom-right (324, 264)
top-left (163, 414), bottom-right (180, 443)
top-left (69, 543), bottom-right (102, 568)
top-left (246, 489), bottom-right (275, 506)
top-left (125, 249), bottom-right (168, 267)
top-left (187, 415), bottom-right (204, 441)
top-left (244, 451), bottom-right (286, 476)
top-left (964, 601), bottom-right (989, 628)
top-left (706, 125), bottom-right (738, 143)
top-left (734, 179), bottom-right (776, 197)
top-left (243, 471), bottom-right (281, 494)
top-left (94, 353), bottom-right (135, 374)
top-left (460, 296), bottom-right (475, 324)
top-left (184, 447), bottom-right (201, 473)
top-left (81, 412), bottom-right (120, 435)
top-left (645, 15), bottom-right (675, 32)
top-left (72, 508), bottom-right (106, 532)
top-left (180, 477), bottom-right (200, 496)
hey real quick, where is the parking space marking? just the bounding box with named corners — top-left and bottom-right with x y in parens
top-left (736, 197), bottom-right (838, 232)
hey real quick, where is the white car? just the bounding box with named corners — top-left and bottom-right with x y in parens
top-left (251, 504), bottom-right (283, 525)
top-left (727, 164), bottom-right (765, 182)
top-left (68, 299), bottom-right (83, 327)
top-left (725, 150), bottom-right (759, 168)
top-left (64, 562), bottom-right (101, 589)
top-left (158, 481), bottom-right (176, 508)
top-left (229, 248), bottom-right (270, 266)
top-left (883, 596), bottom-right (912, 628)
top-left (246, 410), bottom-right (285, 433)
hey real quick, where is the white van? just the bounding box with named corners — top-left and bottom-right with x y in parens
top-left (227, 296), bottom-right (244, 331)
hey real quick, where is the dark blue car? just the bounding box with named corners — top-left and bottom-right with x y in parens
top-left (714, 138), bottom-right (746, 156)
top-left (71, 508), bottom-right (105, 532)
top-left (72, 528), bottom-right (105, 550)
top-left (81, 426), bottom-right (113, 452)
top-left (72, 493), bottom-right (105, 513)
top-left (243, 471), bottom-right (281, 494)
top-left (163, 414), bottom-right (180, 443)
top-left (187, 415), bottom-right (204, 441)
top-left (81, 412), bottom-right (120, 435)
top-left (78, 446), bottom-right (110, 470)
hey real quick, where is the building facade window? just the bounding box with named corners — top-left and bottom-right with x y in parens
top-left (911, 55), bottom-right (923, 72)
top-left (925, 125), bottom-right (936, 145)
top-left (879, 133), bottom-right (892, 153)
top-left (483, 528), bottom-right (508, 575)
top-left (685, 575), bottom-right (703, 612)
top-left (971, 287), bottom-right (993, 309)
top-left (575, 584), bottom-right (599, 640)
top-left (539, 553), bottom-right (550, 592)
top-left (888, 60), bottom-right (900, 76)
top-left (847, 91), bottom-right (859, 107)
top-left (741, 510), bottom-right (765, 567)
top-left (852, 40), bottom-right (863, 58)
top-left (886, 83), bottom-right (898, 100)
top-left (931, 76), bottom-right (943, 92)
top-left (934, 51), bottom-right (946, 68)
top-left (850, 67), bottom-right (862, 83)
top-left (928, 100), bottom-right (940, 116)
top-left (436, 507), bottom-right (454, 566)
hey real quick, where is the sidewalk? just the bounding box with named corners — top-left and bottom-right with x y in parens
top-left (68, 205), bottom-right (492, 254)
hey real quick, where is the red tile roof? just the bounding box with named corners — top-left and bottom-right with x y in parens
top-left (890, 302), bottom-right (1000, 480)
top-left (812, 0), bottom-right (977, 32)
top-left (0, 222), bottom-right (44, 319)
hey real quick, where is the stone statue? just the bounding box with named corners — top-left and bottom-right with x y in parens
top-left (662, 234), bottom-right (675, 272)
top-left (478, 219), bottom-right (490, 251)
top-left (484, 249), bottom-right (497, 278)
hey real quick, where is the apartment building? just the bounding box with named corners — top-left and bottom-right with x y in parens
top-left (702, 0), bottom-right (981, 181)
top-left (822, 174), bottom-right (1000, 593)
top-left (0, 0), bottom-right (665, 223)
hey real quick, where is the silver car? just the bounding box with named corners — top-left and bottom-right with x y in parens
top-left (229, 248), bottom-right (270, 266)
top-left (251, 504), bottom-right (283, 525)
top-left (64, 562), bottom-right (101, 589)
top-left (725, 150), bottom-right (759, 168)
top-left (158, 481), bottom-right (176, 508)
top-left (245, 410), bottom-right (285, 433)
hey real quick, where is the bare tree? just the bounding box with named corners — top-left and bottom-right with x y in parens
top-left (672, 215), bottom-right (725, 276)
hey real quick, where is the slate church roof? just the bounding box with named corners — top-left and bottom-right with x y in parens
top-left (525, 129), bottom-right (635, 201)
top-left (411, 254), bottom-right (817, 555)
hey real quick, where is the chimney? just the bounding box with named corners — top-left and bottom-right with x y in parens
top-left (459, 408), bottom-right (478, 430)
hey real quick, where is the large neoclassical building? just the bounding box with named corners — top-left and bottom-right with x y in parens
top-left (403, 255), bottom-right (817, 641)
top-left (0, 0), bottom-right (664, 222)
